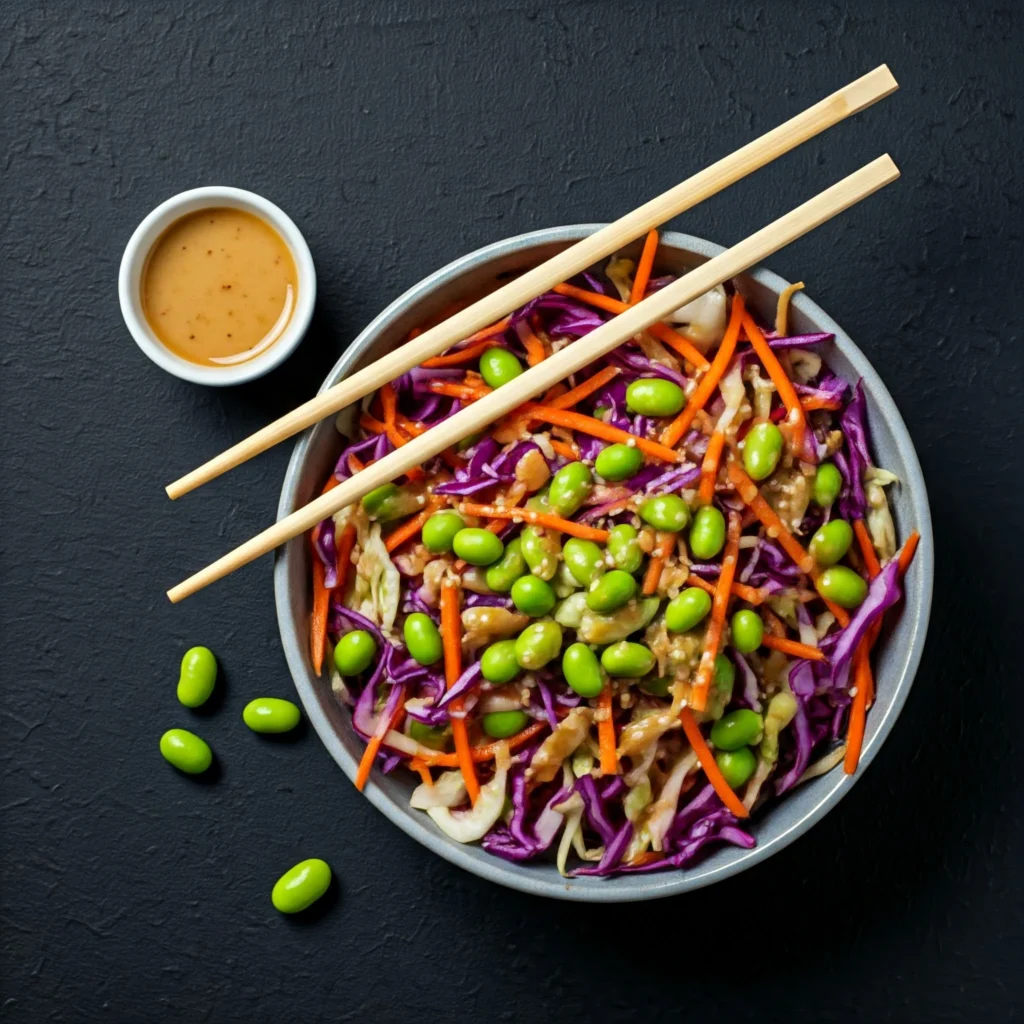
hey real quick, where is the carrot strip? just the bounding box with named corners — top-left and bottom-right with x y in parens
top-left (359, 411), bottom-right (387, 434)
top-left (421, 721), bottom-right (547, 767)
top-left (440, 582), bottom-right (480, 805)
top-left (310, 558), bottom-right (330, 675)
top-left (598, 686), bottom-right (618, 775)
top-left (395, 414), bottom-right (425, 437)
top-left (843, 639), bottom-right (872, 775)
top-left (761, 607), bottom-right (787, 638)
top-left (456, 502), bottom-right (609, 543)
top-left (660, 294), bottom-right (746, 448)
top-left (410, 758), bottom-right (433, 787)
top-left (355, 698), bottom-right (405, 792)
top-left (679, 707), bottom-right (749, 818)
top-left (420, 336), bottom-right (497, 368)
top-left (549, 439), bottom-right (578, 461)
top-left (521, 404), bottom-right (680, 463)
top-left (428, 380), bottom-right (493, 401)
top-left (642, 531), bottom-right (675, 596)
top-left (548, 366), bottom-right (621, 411)
top-left (514, 320), bottom-right (547, 366)
top-left (761, 635), bottom-right (828, 662)
top-left (800, 395), bottom-right (843, 412)
top-left (898, 530), bottom-right (921, 576)
top-left (384, 497), bottom-right (445, 553)
top-left (335, 524), bottom-right (357, 594)
top-left (380, 383), bottom-right (426, 482)
top-left (698, 431), bottom-right (725, 504)
top-left (853, 519), bottom-right (881, 579)
top-left (685, 573), bottom-right (764, 606)
top-left (629, 230), bottom-right (659, 305)
top-left (347, 452), bottom-right (365, 474)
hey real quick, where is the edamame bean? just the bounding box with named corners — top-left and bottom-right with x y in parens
top-left (243, 698), bottom-right (301, 734)
top-left (452, 528), bottom-right (504, 566)
top-left (422, 511), bottom-right (465, 554)
top-left (525, 489), bottom-right (551, 513)
top-left (713, 653), bottom-right (736, 696)
top-left (409, 720), bottom-right (449, 751)
top-left (607, 523), bottom-right (643, 573)
top-left (362, 483), bottom-right (397, 517)
top-left (595, 443), bottom-right (644, 482)
top-left (639, 494), bottom-right (690, 532)
top-left (479, 348), bottom-right (524, 389)
top-left (404, 613), bottom-right (443, 666)
top-left (521, 525), bottom-right (560, 580)
top-left (177, 646), bottom-right (217, 708)
top-left (810, 519), bottom-right (854, 567)
top-left (561, 643), bottom-right (604, 698)
top-left (510, 575), bottom-right (556, 617)
top-left (481, 640), bottom-right (520, 684)
top-left (689, 505), bottom-right (726, 560)
top-left (715, 747), bottom-right (757, 788)
top-left (665, 587), bottom-right (712, 632)
top-left (742, 422), bottom-right (784, 481)
top-left (816, 565), bottom-right (867, 608)
top-left (361, 483), bottom-right (422, 523)
top-left (640, 676), bottom-right (672, 697)
top-left (626, 378), bottom-right (685, 417)
top-left (813, 461), bottom-right (843, 506)
top-left (730, 609), bottom-right (764, 654)
top-left (159, 728), bottom-right (212, 774)
top-left (548, 463), bottom-right (594, 516)
top-left (271, 858), bottom-right (332, 914)
top-left (457, 431), bottom-right (483, 453)
top-left (600, 641), bottom-right (655, 678)
top-left (514, 621), bottom-right (563, 670)
top-left (484, 538), bottom-right (526, 592)
top-left (563, 537), bottom-right (606, 585)
top-left (710, 709), bottom-right (763, 751)
top-left (482, 710), bottom-right (530, 739)
top-left (334, 629), bottom-right (376, 676)
top-left (586, 569), bottom-right (637, 613)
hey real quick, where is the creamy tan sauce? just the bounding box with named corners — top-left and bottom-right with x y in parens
top-left (141, 208), bottom-right (297, 366)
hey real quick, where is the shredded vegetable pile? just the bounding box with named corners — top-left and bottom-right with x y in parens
top-left (309, 232), bottom-right (919, 877)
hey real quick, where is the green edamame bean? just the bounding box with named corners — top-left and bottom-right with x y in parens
top-left (715, 747), bottom-right (757, 788)
top-left (525, 489), bottom-right (551, 513)
top-left (742, 422), bottom-right (784, 481)
top-left (511, 575), bottom-right (556, 617)
top-left (159, 728), bottom-right (212, 774)
top-left (271, 858), bottom-right (332, 914)
top-left (816, 565), bottom-right (867, 608)
top-left (810, 519), bottom-right (854, 567)
top-left (561, 643), bottom-right (604, 699)
top-left (640, 676), bottom-right (672, 697)
top-left (813, 461), bottom-right (843, 506)
top-left (710, 709), bottom-right (763, 751)
top-left (479, 348), bottom-right (524, 389)
top-left (626, 378), bottom-right (685, 417)
top-left (563, 537), bottom-right (606, 585)
top-left (360, 483), bottom-right (423, 523)
top-left (521, 525), bottom-right (560, 580)
top-left (600, 641), bottom-right (656, 678)
top-left (484, 538), bottom-right (527, 592)
top-left (409, 720), bottom-right (449, 751)
top-left (481, 639), bottom-right (521, 683)
top-left (243, 697), bottom-right (301, 734)
top-left (595, 443), bottom-right (644, 482)
top-left (457, 431), bottom-right (483, 453)
top-left (334, 629), bottom-right (376, 676)
top-left (607, 523), bottom-right (643, 573)
top-left (422, 511), bottom-right (465, 554)
top-left (730, 609), bottom-right (764, 654)
top-left (548, 463), bottom-right (594, 516)
top-left (713, 653), bottom-right (736, 696)
top-left (452, 528), bottom-right (504, 566)
top-left (404, 613), bottom-right (443, 666)
top-left (639, 494), bottom-right (690, 532)
top-left (689, 505), bottom-right (726, 560)
top-left (177, 646), bottom-right (217, 708)
top-left (361, 483), bottom-right (398, 517)
top-left (586, 569), bottom-right (637, 613)
top-left (665, 587), bottom-right (712, 632)
top-left (482, 710), bottom-right (530, 739)
top-left (514, 621), bottom-right (563, 670)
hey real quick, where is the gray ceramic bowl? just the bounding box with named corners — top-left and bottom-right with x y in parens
top-left (274, 226), bottom-right (933, 902)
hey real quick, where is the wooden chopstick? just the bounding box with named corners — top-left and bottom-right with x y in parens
top-left (165, 65), bottom-right (897, 500)
top-left (167, 155), bottom-right (899, 603)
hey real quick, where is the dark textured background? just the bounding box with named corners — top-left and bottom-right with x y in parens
top-left (2, 1), bottom-right (1021, 1021)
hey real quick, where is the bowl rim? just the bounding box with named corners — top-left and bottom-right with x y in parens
top-left (274, 224), bottom-right (933, 902)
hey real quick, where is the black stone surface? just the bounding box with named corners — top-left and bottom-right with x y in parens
top-left (2, 2), bottom-right (1021, 1021)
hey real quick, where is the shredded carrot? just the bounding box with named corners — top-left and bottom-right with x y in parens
top-left (380, 383), bottom-right (425, 482)
top-left (347, 452), bottom-right (365, 474)
top-left (842, 638), bottom-right (872, 775)
top-left (547, 366), bottom-right (621, 411)
top-left (761, 635), bottom-right (828, 662)
top-left (549, 439), bottom-right (579, 461)
top-left (898, 530), bottom-right (921, 576)
top-left (642, 531), bottom-right (675, 596)
top-left (761, 607), bottom-right (787, 638)
top-left (629, 230), bottom-right (659, 305)
top-left (310, 557), bottom-right (330, 675)
top-left (660, 294), bottom-right (746, 448)
top-left (421, 721), bottom-right (547, 767)
top-left (456, 502), bottom-right (610, 543)
top-left (685, 573), bottom-right (764, 606)
top-left (410, 758), bottom-right (434, 787)
top-left (335, 524), bottom-right (357, 594)
top-left (800, 395), bottom-right (843, 412)
top-left (521, 404), bottom-right (680, 463)
top-left (853, 519), bottom-right (881, 579)
top-left (514, 320), bottom-right (547, 366)
top-left (678, 707), bottom-right (749, 818)
top-left (384, 497), bottom-right (445, 553)
top-left (359, 411), bottom-right (387, 434)
top-left (428, 380), bottom-right (493, 402)
top-left (698, 431), bottom-right (725, 504)
top-left (355, 698), bottom-right (404, 792)
top-left (598, 686), bottom-right (618, 775)
top-left (420, 336), bottom-right (497, 368)
top-left (440, 581), bottom-right (480, 804)
top-left (395, 414), bottom-right (425, 437)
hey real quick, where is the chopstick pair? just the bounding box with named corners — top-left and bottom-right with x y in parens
top-left (167, 67), bottom-right (900, 603)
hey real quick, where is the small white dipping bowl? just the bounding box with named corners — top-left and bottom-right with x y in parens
top-left (118, 186), bottom-right (316, 386)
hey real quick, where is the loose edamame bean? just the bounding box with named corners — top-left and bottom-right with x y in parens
top-left (600, 641), bottom-right (656, 678)
top-left (561, 643), bottom-right (604, 698)
top-left (813, 461), bottom-right (843, 506)
top-left (479, 348), bottom-right (524, 389)
top-left (482, 710), bottom-right (530, 739)
top-left (159, 728), bottom-right (212, 774)
top-left (639, 494), bottom-right (690, 532)
top-left (510, 575), bottom-right (556, 617)
top-left (484, 538), bottom-right (526, 592)
top-left (404, 613), bottom-right (443, 666)
top-left (810, 519), bottom-right (854, 567)
top-left (514, 621), bottom-right (563, 670)
top-left (452, 528), bottom-right (504, 566)
top-left (177, 646), bottom-right (217, 708)
top-left (481, 640), bottom-right (521, 684)
top-left (742, 422), bottom-right (784, 481)
top-left (521, 525), bottom-right (560, 580)
top-left (586, 569), bottom-right (637, 613)
top-left (243, 697), bottom-right (301, 734)
top-left (563, 537), bottom-right (606, 585)
top-left (715, 747), bottom-right (757, 788)
top-left (689, 505), bottom-right (726, 560)
top-left (271, 858), bottom-right (332, 914)
top-left (710, 709), bottom-right (763, 751)
top-left (548, 463), bottom-right (594, 516)
top-left (422, 511), bottom-right (465, 554)
top-left (665, 587), bottom-right (712, 632)
top-left (595, 443), bottom-right (644, 482)
top-left (730, 609), bottom-right (764, 654)
top-left (334, 629), bottom-right (376, 676)
top-left (816, 565), bottom-right (867, 608)
top-left (626, 378), bottom-right (685, 417)
top-left (607, 523), bottom-right (643, 573)
top-left (409, 720), bottom-right (448, 751)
